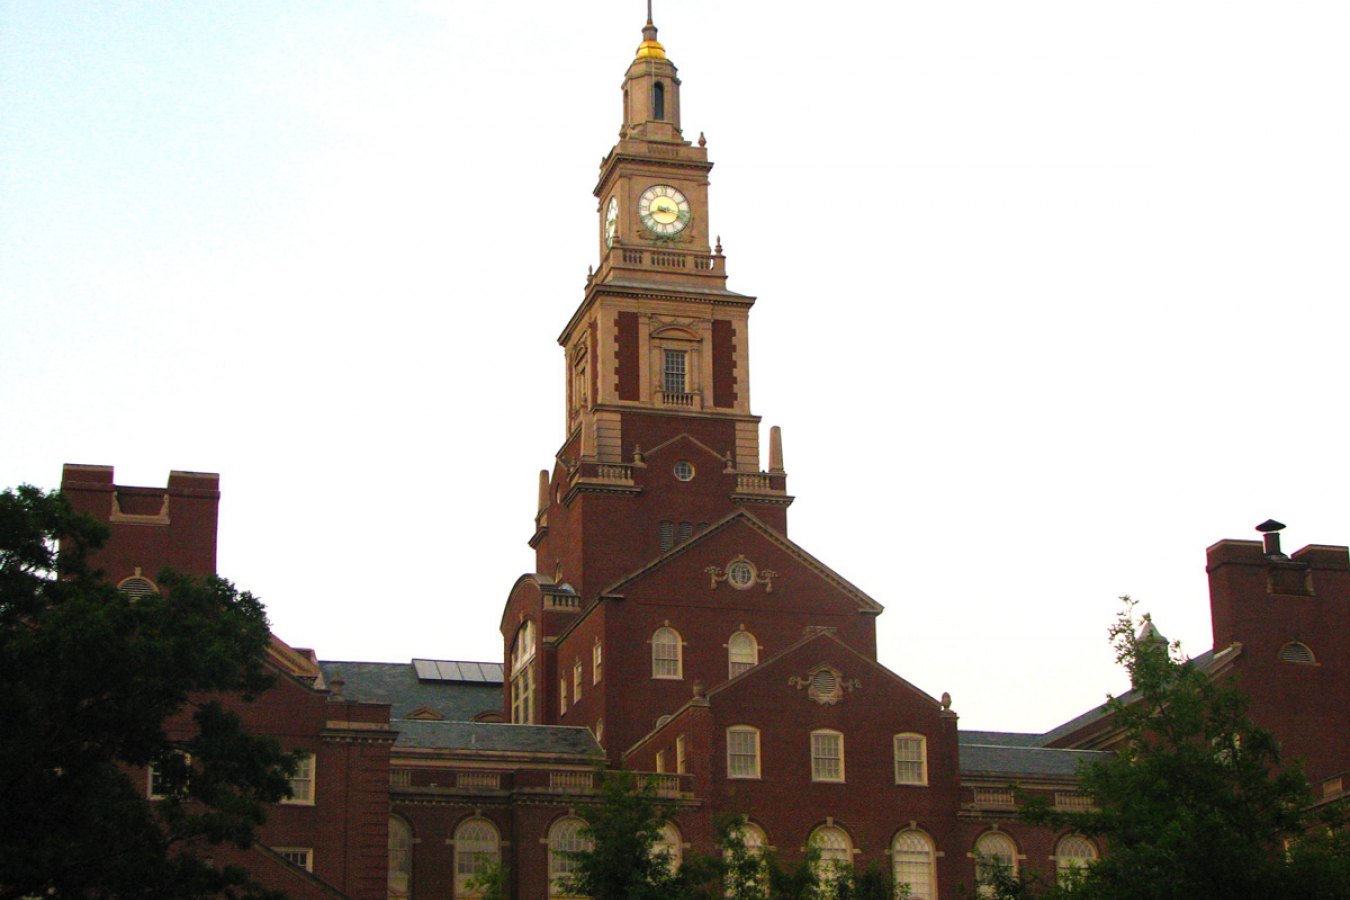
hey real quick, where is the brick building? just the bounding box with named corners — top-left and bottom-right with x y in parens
top-left (58, 16), bottom-right (1350, 900)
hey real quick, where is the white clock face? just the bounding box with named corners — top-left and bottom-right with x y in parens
top-left (638, 185), bottom-right (690, 236)
top-left (604, 196), bottom-right (618, 248)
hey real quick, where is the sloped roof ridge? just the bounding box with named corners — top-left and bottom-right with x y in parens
top-left (642, 432), bottom-right (727, 464)
top-left (705, 628), bottom-right (942, 709)
top-left (599, 510), bottom-right (883, 613)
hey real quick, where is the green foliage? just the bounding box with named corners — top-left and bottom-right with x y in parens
top-left (0, 486), bottom-right (298, 900)
top-left (466, 860), bottom-right (511, 900)
top-left (1014, 596), bottom-right (1350, 900)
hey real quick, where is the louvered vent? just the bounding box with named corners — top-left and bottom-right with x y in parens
top-left (118, 576), bottom-right (159, 598)
top-left (812, 669), bottom-right (838, 695)
top-left (1279, 642), bottom-right (1315, 664)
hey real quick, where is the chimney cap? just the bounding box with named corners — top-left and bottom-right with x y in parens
top-left (1256, 519), bottom-right (1286, 534)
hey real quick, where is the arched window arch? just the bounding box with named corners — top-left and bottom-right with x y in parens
top-left (728, 631), bottom-right (758, 678)
top-left (892, 830), bottom-right (936, 900)
top-left (389, 815), bottom-right (413, 899)
top-left (1054, 834), bottom-right (1096, 887)
top-left (652, 822), bottom-right (682, 872)
top-left (652, 626), bottom-right (682, 679)
top-left (454, 818), bottom-right (501, 897)
top-left (1279, 641), bottom-right (1316, 664)
top-left (974, 832), bottom-right (1017, 895)
top-left (511, 620), bottom-right (537, 723)
top-left (548, 816), bottom-right (591, 896)
top-left (653, 81), bottom-right (665, 120)
top-left (809, 824), bottom-right (853, 885)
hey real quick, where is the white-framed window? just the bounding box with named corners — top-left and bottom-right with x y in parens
top-left (894, 734), bottom-right (927, 785)
top-left (560, 677), bottom-right (568, 715)
top-left (663, 349), bottom-right (687, 395)
top-left (652, 822), bottom-right (682, 872)
top-left (1054, 835), bottom-right (1096, 887)
top-left (728, 631), bottom-right (758, 678)
top-left (726, 726), bottom-right (760, 779)
top-left (656, 750), bottom-right (666, 773)
top-left (282, 752), bottom-right (315, 805)
top-left (809, 825), bottom-right (853, 885)
top-left (974, 832), bottom-right (1018, 895)
top-left (548, 817), bottom-right (591, 897)
top-left (892, 830), bottom-right (936, 900)
top-left (673, 461), bottom-right (695, 482)
top-left (147, 752), bottom-right (190, 800)
top-left (735, 822), bottom-right (766, 857)
top-left (389, 816), bottom-right (413, 899)
top-left (676, 735), bottom-right (687, 774)
top-left (274, 847), bottom-right (313, 872)
top-left (593, 639), bottom-right (603, 683)
top-left (574, 660), bottom-right (583, 702)
top-left (811, 731), bottom-right (844, 782)
top-left (455, 817), bottom-right (501, 897)
top-left (511, 620), bottom-right (537, 724)
top-left (594, 717), bottom-right (604, 744)
top-left (652, 626), bottom-right (682, 679)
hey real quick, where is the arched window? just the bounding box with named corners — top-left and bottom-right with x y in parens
top-left (652, 822), bottom-right (682, 872)
top-left (389, 816), bottom-right (413, 899)
top-left (736, 822), bottom-right (766, 856)
top-left (809, 825), bottom-right (853, 885)
top-left (511, 620), bottom-right (537, 724)
top-left (892, 830), bottom-right (936, 900)
top-left (652, 626), bottom-right (682, 678)
top-left (653, 81), bottom-right (665, 120)
top-left (1054, 835), bottom-right (1096, 887)
top-left (455, 818), bottom-right (500, 897)
top-left (1279, 641), bottom-right (1316, 664)
top-left (974, 832), bottom-right (1017, 895)
top-left (725, 823), bottom-right (768, 894)
top-left (548, 817), bottom-right (591, 896)
top-left (728, 631), bottom-right (758, 678)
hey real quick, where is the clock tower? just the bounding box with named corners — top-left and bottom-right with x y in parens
top-left (527, 16), bottom-right (791, 607)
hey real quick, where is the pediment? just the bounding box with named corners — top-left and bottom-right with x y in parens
top-left (600, 510), bottom-right (883, 615)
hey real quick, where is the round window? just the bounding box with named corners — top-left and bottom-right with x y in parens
top-left (727, 559), bottom-right (755, 589)
top-left (673, 461), bottom-right (695, 481)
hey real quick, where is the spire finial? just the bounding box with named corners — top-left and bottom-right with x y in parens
top-left (636, 1), bottom-right (664, 59)
top-left (647, 0), bottom-right (653, 26)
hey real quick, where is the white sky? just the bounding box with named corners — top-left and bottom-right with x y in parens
top-left (3, 1), bottom-right (1348, 733)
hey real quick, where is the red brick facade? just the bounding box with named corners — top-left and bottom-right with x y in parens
top-left (59, 16), bottom-right (1350, 900)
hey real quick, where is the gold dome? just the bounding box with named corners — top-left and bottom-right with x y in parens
top-left (635, 38), bottom-right (666, 60)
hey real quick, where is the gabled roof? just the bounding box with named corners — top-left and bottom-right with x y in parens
top-left (395, 720), bottom-right (605, 757)
top-left (641, 432), bottom-right (727, 466)
top-left (320, 660), bottom-right (503, 722)
top-left (1037, 645), bottom-right (1229, 747)
top-left (600, 510), bottom-right (883, 614)
top-left (705, 627), bottom-right (940, 707)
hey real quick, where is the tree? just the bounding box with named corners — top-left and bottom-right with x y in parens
top-left (564, 769), bottom-right (722, 900)
top-left (0, 485), bottom-right (299, 900)
top-left (1015, 596), bottom-right (1350, 900)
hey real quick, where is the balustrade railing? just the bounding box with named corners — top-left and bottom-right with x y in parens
top-left (458, 771), bottom-right (502, 790)
top-left (973, 788), bottom-right (1016, 808)
top-left (550, 771), bottom-right (594, 793)
top-left (1054, 792), bottom-right (1095, 812)
top-left (660, 391), bottom-right (695, 408)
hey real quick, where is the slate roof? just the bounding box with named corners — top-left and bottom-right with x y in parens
top-left (959, 731), bottom-right (1043, 749)
top-left (394, 720), bottom-right (605, 757)
top-left (320, 660), bottom-right (504, 722)
top-left (960, 743), bottom-right (1110, 778)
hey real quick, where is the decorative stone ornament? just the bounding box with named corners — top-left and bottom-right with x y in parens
top-left (706, 555), bottom-right (777, 592)
top-left (788, 664), bottom-right (861, 706)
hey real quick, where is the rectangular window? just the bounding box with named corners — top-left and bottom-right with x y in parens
top-left (811, 731), bottom-right (844, 782)
top-left (574, 660), bottom-right (583, 702)
top-left (663, 350), bottom-right (686, 395)
top-left (147, 752), bottom-right (190, 800)
top-left (282, 753), bottom-right (315, 804)
top-left (655, 750), bottom-right (666, 773)
top-left (727, 728), bottom-right (760, 779)
top-left (676, 735), bottom-right (687, 774)
top-left (894, 735), bottom-right (927, 785)
top-left (275, 847), bottom-right (313, 872)
top-left (593, 640), bottom-right (603, 684)
top-left (512, 665), bottom-right (536, 724)
top-left (560, 677), bottom-right (569, 715)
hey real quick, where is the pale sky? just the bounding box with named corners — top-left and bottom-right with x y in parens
top-left (3, 1), bottom-right (1347, 733)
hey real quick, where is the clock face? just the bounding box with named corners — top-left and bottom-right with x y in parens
top-left (638, 185), bottom-right (691, 236)
top-left (604, 196), bottom-right (618, 248)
